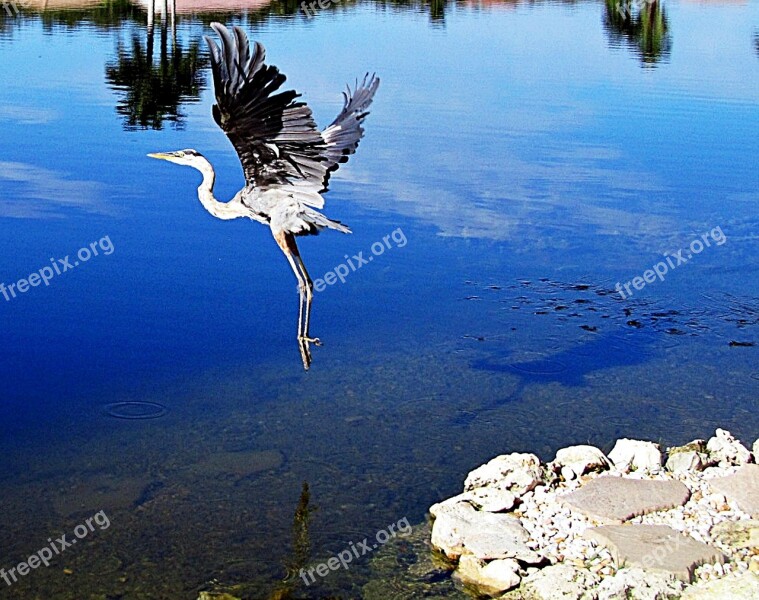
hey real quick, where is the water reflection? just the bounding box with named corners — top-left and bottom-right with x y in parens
top-left (2, 0), bottom-right (679, 69)
top-left (603, 0), bottom-right (671, 66)
top-left (36, 0), bottom-right (142, 29)
top-left (270, 481), bottom-right (314, 600)
top-left (105, 8), bottom-right (207, 130)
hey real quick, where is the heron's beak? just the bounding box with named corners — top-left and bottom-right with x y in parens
top-left (147, 152), bottom-right (175, 161)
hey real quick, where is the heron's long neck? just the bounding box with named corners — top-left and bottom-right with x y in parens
top-left (194, 158), bottom-right (247, 220)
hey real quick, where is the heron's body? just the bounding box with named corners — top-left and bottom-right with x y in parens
top-left (190, 158), bottom-right (345, 232)
top-left (149, 23), bottom-right (379, 369)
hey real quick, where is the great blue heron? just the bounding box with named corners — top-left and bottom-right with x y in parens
top-left (148, 23), bottom-right (379, 370)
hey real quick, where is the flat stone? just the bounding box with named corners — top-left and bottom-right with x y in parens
top-left (430, 499), bottom-right (542, 562)
top-left (521, 564), bottom-right (599, 600)
top-left (562, 476), bottom-right (690, 523)
top-left (708, 464), bottom-right (759, 517)
top-left (596, 567), bottom-right (684, 600)
top-left (710, 519), bottom-right (759, 550)
top-left (680, 571), bottom-right (759, 599)
top-left (585, 524), bottom-right (725, 582)
top-left (192, 449), bottom-right (284, 479)
top-left (465, 453), bottom-right (544, 497)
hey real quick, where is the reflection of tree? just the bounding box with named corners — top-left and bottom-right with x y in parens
top-left (105, 22), bottom-right (207, 130)
top-left (372, 0), bottom-right (449, 25)
top-left (1, 0), bottom-right (141, 40)
top-left (38, 0), bottom-right (142, 30)
top-left (603, 0), bottom-right (671, 67)
top-left (267, 482), bottom-right (316, 600)
top-left (754, 30), bottom-right (758, 57)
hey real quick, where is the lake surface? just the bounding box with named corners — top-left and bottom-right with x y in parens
top-left (0, 0), bottom-right (757, 598)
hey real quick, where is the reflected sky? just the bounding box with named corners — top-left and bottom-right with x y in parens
top-left (0, 0), bottom-right (756, 439)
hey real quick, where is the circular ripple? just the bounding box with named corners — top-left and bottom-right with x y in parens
top-left (105, 401), bottom-right (167, 420)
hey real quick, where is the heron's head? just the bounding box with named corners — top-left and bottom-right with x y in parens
top-left (147, 149), bottom-right (207, 168)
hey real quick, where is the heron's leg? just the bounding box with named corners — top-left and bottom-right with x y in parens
top-left (291, 249), bottom-right (320, 347)
top-left (284, 250), bottom-right (307, 337)
top-left (273, 231), bottom-right (316, 370)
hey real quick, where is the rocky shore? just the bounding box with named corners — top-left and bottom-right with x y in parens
top-left (429, 429), bottom-right (759, 599)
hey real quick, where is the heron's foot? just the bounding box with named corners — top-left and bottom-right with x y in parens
top-left (297, 336), bottom-right (321, 371)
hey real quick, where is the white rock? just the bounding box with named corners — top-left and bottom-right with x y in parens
top-left (479, 558), bottom-right (521, 593)
top-left (562, 466), bottom-right (577, 481)
top-left (553, 445), bottom-right (611, 479)
top-left (522, 563), bottom-right (599, 600)
top-left (608, 439), bottom-right (662, 473)
top-left (454, 554), bottom-right (521, 596)
top-left (706, 429), bottom-right (752, 466)
top-left (753, 439), bottom-right (758, 463)
top-left (430, 488), bottom-right (517, 514)
top-left (464, 453), bottom-right (544, 496)
top-left (681, 571), bottom-right (759, 599)
top-left (462, 487), bottom-right (517, 513)
top-left (666, 451), bottom-right (705, 474)
top-left (596, 567), bottom-right (684, 600)
top-left (429, 498), bottom-right (542, 562)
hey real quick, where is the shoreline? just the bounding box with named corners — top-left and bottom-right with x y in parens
top-left (428, 429), bottom-right (759, 599)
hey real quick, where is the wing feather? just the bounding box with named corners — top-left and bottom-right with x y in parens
top-left (205, 22), bottom-right (379, 201)
top-left (205, 23), bottom-right (328, 188)
top-left (319, 73), bottom-right (380, 190)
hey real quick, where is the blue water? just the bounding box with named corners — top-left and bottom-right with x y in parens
top-left (0, 1), bottom-right (757, 598)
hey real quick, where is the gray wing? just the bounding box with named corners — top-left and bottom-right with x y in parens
top-left (205, 22), bottom-right (379, 197)
top-left (320, 74), bottom-right (380, 189)
top-left (205, 23), bottom-right (329, 188)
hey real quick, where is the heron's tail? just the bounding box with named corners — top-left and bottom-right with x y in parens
top-left (297, 207), bottom-right (351, 236)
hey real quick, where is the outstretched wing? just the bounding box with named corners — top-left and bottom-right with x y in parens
top-left (205, 23), bottom-right (329, 189)
top-left (321, 74), bottom-right (380, 174)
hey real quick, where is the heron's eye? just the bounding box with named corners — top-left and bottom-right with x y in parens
top-left (177, 152), bottom-right (185, 158)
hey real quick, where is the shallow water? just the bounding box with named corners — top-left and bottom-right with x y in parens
top-left (0, 1), bottom-right (757, 598)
